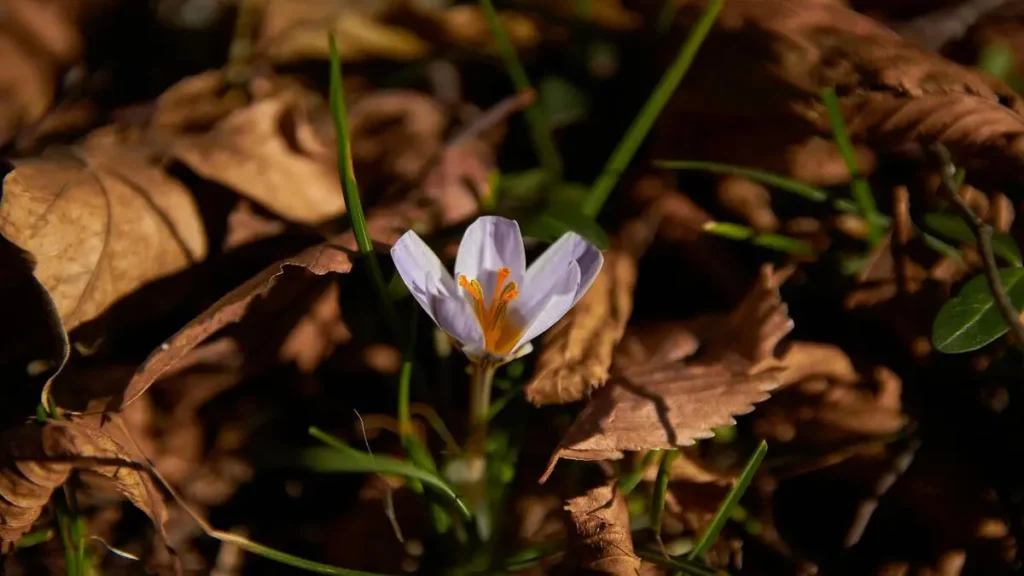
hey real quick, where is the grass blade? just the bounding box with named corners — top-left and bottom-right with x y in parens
top-left (478, 0), bottom-right (562, 178)
top-left (651, 450), bottom-right (678, 550)
top-left (652, 160), bottom-right (830, 202)
top-left (213, 530), bottom-right (394, 576)
top-left (821, 88), bottom-right (882, 246)
top-left (703, 221), bottom-right (812, 256)
top-left (583, 0), bottom-right (724, 216)
top-left (305, 427), bottom-right (470, 518)
top-left (619, 450), bottom-right (661, 496)
top-left (328, 34), bottom-right (399, 337)
top-left (687, 440), bottom-right (767, 561)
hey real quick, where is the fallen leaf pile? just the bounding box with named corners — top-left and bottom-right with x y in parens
top-left (5, 0), bottom-right (1024, 573)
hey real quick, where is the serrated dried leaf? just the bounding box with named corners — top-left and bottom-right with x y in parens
top-left (542, 363), bottom-right (782, 481)
top-left (563, 480), bottom-right (640, 576)
top-left (0, 419), bottom-right (169, 552)
top-left (660, 0), bottom-right (1024, 177)
top-left (699, 265), bottom-right (794, 369)
top-left (0, 128), bottom-right (208, 331)
top-left (614, 321), bottom-right (702, 369)
top-left (167, 92), bottom-right (346, 225)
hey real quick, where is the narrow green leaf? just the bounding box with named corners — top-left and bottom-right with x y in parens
top-left (653, 159), bottom-right (830, 202)
top-left (932, 269), bottom-right (1024, 353)
top-left (583, 0), bottom-right (724, 216)
top-left (821, 88), bottom-right (883, 246)
top-left (478, 0), bottom-right (562, 178)
top-left (921, 212), bottom-right (1022, 267)
top-left (397, 314), bottom-right (416, 440)
top-left (328, 34), bottom-right (399, 337)
top-left (703, 222), bottom-right (812, 255)
top-left (15, 529), bottom-right (53, 549)
top-left (619, 450), bottom-right (661, 496)
top-left (305, 427), bottom-right (471, 518)
top-left (688, 440), bottom-right (767, 561)
top-left (539, 76), bottom-right (589, 129)
top-left (216, 530), bottom-right (393, 575)
top-left (651, 450), bottom-right (678, 549)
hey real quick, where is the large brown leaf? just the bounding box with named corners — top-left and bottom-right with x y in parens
top-left (659, 0), bottom-right (1024, 178)
top-left (563, 480), bottom-right (640, 576)
top-left (167, 92), bottom-right (346, 225)
top-left (542, 364), bottom-right (782, 479)
top-left (0, 128), bottom-right (208, 331)
top-left (117, 201), bottom-right (427, 410)
top-left (0, 418), bottom-right (169, 552)
top-left (524, 217), bottom-right (656, 406)
top-left (541, 265), bottom-right (793, 479)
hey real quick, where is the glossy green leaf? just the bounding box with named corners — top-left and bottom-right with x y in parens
top-left (932, 269), bottom-right (1024, 353)
top-left (921, 212), bottom-right (1022, 267)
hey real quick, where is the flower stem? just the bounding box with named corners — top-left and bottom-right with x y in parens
top-left (465, 360), bottom-right (497, 541)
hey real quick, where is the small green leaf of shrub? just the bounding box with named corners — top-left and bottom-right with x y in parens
top-left (932, 268), bottom-right (1024, 353)
top-left (921, 212), bottom-right (1022, 267)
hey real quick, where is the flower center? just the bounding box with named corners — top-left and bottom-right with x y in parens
top-left (458, 267), bottom-right (522, 355)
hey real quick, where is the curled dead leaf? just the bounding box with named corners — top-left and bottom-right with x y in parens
top-left (525, 217), bottom-right (657, 406)
top-left (0, 419), bottom-right (169, 552)
top-left (563, 480), bottom-right (640, 576)
top-left (0, 128), bottom-right (208, 331)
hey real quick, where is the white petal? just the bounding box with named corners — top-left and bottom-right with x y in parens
top-left (515, 232), bottom-right (602, 323)
top-left (391, 231), bottom-right (483, 349)
top-left (454, 216), bottom-right (526, 300)
top-left (511, 261), bottom-right (581, 352)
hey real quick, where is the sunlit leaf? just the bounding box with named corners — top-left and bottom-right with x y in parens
top-left (932, 269), bottom-right (1024, 353)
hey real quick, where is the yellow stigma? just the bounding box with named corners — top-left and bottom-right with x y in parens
top-left (458, 267), bottom-right (522, 355)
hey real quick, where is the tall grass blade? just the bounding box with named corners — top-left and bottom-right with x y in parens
top-left (821, 88), bottom-right (882, 245)
top-left (687, 440), bottom-right (767, 561)
top-left (583, 0), bottom-right (724, 216)
top-left (478, 0), bottom-right (562, 178)
top-left (328, 34), bottom-right (399, 336)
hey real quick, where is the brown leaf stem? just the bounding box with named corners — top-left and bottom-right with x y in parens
top-left (931, 143), bottom-right (1024, 349)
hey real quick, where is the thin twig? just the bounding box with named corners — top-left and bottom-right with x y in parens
top-left (931, 143), bottom-right (1024, 349)
top-left (843, 439), bottom-right (920, 548)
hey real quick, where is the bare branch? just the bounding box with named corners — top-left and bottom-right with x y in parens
top-left (931, 143), bottom-right (1024, 349)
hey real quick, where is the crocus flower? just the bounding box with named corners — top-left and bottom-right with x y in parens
top-left (391, 216), bottom-right (603, 364)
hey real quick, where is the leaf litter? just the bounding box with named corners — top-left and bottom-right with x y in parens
top-left (3, 0), bottom-right (1024, 574)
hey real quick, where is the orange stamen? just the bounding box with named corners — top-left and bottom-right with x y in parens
top-left (458, 267), bottom-right (522, 354)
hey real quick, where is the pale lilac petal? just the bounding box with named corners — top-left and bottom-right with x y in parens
top-left (454, 216), bottom-right (526, 300)
top-left (511, 261), bottom-right (581, 352)
top-left (431, 286), bottom-right (485, 353)
top-left (391, 231), bottom-right (483, 349)
top-left (515, 232), bottom-right (602, 324)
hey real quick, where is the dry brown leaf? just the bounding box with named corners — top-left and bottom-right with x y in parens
top-left (259, 0), bottom-right (430, 63)
top-left (563, 480), bottom-right (640, 576)
top-left (614, 321), bottom-right (702, 369)
top-left (659, 0), bottom-right (1024, 178)
top-left (542, 363), bottom-right (782, 479)
top-left (435, 5), bottom-right (541, 53)
top-left (0, 128), bottom-right (208, 331)
top-left (524, 217), bottom-right (657, 406)
top-left (776, 341), bottom-right (859, 388)
top-left (0, 419), bottom-right (169, 551)
top-left (117, 201), bottom-right (428, 411)
top-left (716, 176), bottom-right (779, 233)
top-left (167, 91), bottom-right (346, 225)
top-left (279, 282), bottom-right (352, 373)
top-left (698, 265), bottom-right (794, 368)
top-left (0, 0), bottom-right (91, 145)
